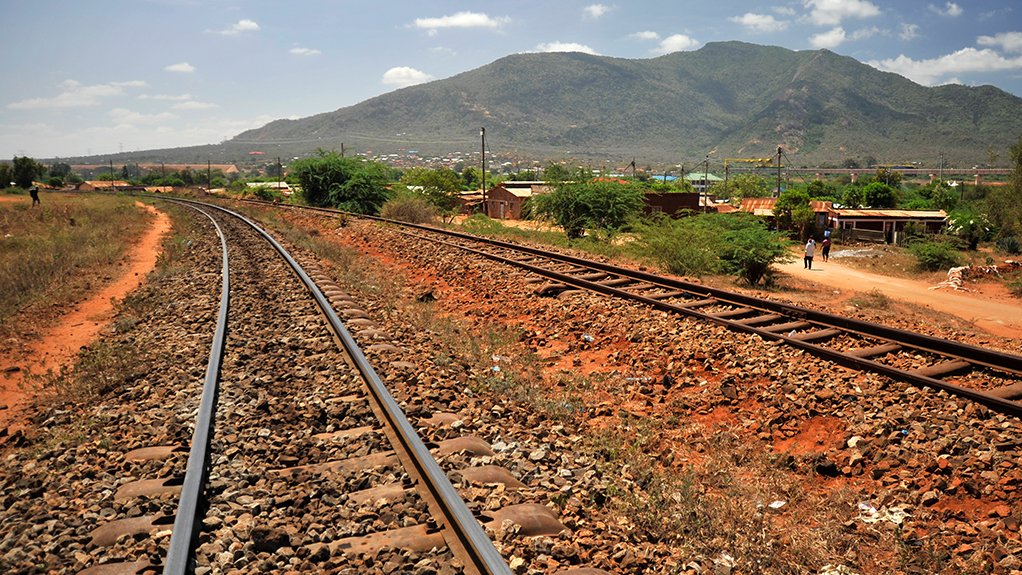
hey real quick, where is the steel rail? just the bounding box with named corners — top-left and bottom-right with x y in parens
top-left (162, 202), bottom-right (230, 575)
top-left (227, 198), bottom-right (1022, 415)
top-left (174, 198), bottom-right (513, 575)
top-left (394, 229), bottom-right (1022, 417)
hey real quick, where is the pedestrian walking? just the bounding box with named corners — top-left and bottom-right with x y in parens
top-left (821, 237), bottom-right (831, 262)
top-left (29, 185), bottom-right (40, 207)
top-left (804, 238), bottom-right (816, 269)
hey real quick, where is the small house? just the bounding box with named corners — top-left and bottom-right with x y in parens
top-left (829, 209), bottom-right (947, 243)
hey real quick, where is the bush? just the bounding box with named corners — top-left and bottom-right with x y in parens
top-left (635, 213), bottom-right (792, 284)
top-left (908, 241), bottom-right (965, 271)
top-left (379, 194), bottom-right (438, 224)
top-left (995, 236), bottom-right (1022, 256)
top-left (250, 186), bottom-right (284, 202)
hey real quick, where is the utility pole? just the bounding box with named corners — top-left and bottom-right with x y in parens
top-left (703, 154), bottom-right (709, 199)
top-left (776, 146), bottom-right (782, 197)
top-left (480, 127), bottom-right (487, 216)
top-left (276, 157), bottom-right (282, 192)
top-left (341, 143), bottom-right (345, 157)
top-left (207, 159), bottom-right (211, 191)
top-left (939, 152), bottom-right (944, 184)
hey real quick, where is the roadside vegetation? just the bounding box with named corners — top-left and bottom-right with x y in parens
top-left (0, 194), bottom-right (151, 339)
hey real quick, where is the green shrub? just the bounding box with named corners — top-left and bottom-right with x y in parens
top-left (250, 186), bottom-right (284, 202)
top-left (635, 213), bottom-right (792, 284)
top-left (908, 241), bottom-right (965, 271)
top-left (995, 236), bottom-right (1022, 256)
top-left (379, 194), bottom-right (438, 224)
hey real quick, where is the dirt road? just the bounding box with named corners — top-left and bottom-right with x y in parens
top-left (776, 250), bottom-right (1022, 339)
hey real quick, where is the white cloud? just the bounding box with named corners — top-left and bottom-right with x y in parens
top-left (774, 6), bottom-right (797, 16)
top-left (850, 26), bottom-right (881, 41)
top-left (7, 79), bottom-right (146, 110)
top-left (139, 93), bottom-right (193, 101)
top-left (172, 101), bottom-right (218, 110)
top-left (651, 34), bottom-right (700, 55)
top-left (108, 108), bottom-right (176, 126)
top-left (978, 31), bottom-right (1022, 53)
top-left (868, 47), bottom-right (1022, 86)
top-left (215, 19), bottom-right (260, 36)
top-left (290, 47), bottom-right (321, 56)
top-left (928, 2), bottom-right (963, 17)
top-left (629, 31), bottom-right (660, 41)
top-left (730, 13), bottom-right (788, 33)
top-left (535, 42), bottom-right (600, 55)
top-left (164, 62), bottom-right (195, 73)
top-left (413, 12), bottom-right (510, 34)
top-left (804, 0), bottom-right (880, 26)
top-left (430, 46), bottom-right (458, 56)
top-left (584, 4), bottom-right (611, 19)
top-left (899, 23), bottom-right (919, 41)
top-left (381, 66), bottom-right (434, 87)
top-left (809, 26), bottom-right (846, 49)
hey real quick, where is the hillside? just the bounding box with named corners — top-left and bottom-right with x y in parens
top-left (78, 42), bottom-right (1022, 167)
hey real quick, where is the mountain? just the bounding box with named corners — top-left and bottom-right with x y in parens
top-left (89, 42), bottom-right (1022, 167)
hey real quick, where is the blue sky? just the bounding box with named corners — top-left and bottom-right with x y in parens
top-left (1, 0), bottom-right (1021, 159)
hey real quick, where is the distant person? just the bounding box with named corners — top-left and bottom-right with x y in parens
top-left (28, 185), bottom-right (40, 207)
top-left (823, 227), bottom-right (831, 239)
top-left (804, 237), bottom-right (816, 269)
top-left (821, 237), bottom-right (831, 262)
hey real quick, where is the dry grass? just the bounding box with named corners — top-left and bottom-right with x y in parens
top-left (0, 194), bottom-right (151, 337)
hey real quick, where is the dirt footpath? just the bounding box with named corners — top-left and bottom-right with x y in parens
top-left (0, 201), bottom-right (171, 430)
top-left (777, 250), bottom-right (1022, 339)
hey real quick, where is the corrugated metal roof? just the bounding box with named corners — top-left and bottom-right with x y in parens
top-left (834, 209), bottom-right (947, 219)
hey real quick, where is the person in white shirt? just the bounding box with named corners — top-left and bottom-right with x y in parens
top-left (804, 238), bottom-right (816, 269)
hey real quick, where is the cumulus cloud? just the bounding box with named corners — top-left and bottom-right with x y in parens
top-left (381, 66), bottom-right (434, 87)
top-left (868, 47), bottom-right (1022, 86)
top-left (535, 42), bottom-right (600, 55)
top-left (172, 101), bottom-right (218, 110)
top-left (730, 13), bottom-right (788, 33)
top-left (809, 26), bottom-right (846, 49)
top-left (139, 93), bottom-right (193, 101)
top-left (978, 31), bottom-right (1022, 53)
top-left (164, 62), bottom-right (195, 73)
top-left (928, 2), bottom-right (963, 17)
top-left (215, 19), bottom-right (260, 35)
top-left (290, 47), bottom-right (321, 56)
top-left (804, 0), bottom-right (880, 26)
top-left (774, 6), bottom-right (797, 16)
top-left (900, 23), bottom-right (920, 41)
top-left (629, 31), bottom-right (660, 41)
top-left (850, 26), bottom-right (881, 41)
top-left (584, 4), bottom-right (611, 18)
top-left (651, 34), bottom-right (700, 55)
top-left (7, 79), bottom-right (146, 109)
top-left (413, 12), bottom-right (509, 35)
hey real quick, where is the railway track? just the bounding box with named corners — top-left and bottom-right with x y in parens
top-left (232, 198), bottom-right (1022, 418)
top-left (75, 200), bottom-right (595, 575)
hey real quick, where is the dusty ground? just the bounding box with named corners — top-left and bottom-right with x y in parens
top-left (775, 247), bottom-right (1022, 339)
top-left (0, 201), bottom-right (171, 431)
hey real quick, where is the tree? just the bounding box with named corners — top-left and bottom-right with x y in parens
top-left (874, 167), bottom-right (903, 188)
top-left (12, 156), bottom-right (45, 188)
top-left (806, 179), bottom-right (838, 199)
top-left (863, 181), bottom-right (898, 208)
top-left (0, 164), bottom-right (11, 188)
top-left (401, 167), bottom-right (463, 221)
top-left (290, 150), bottom-right (390, 214)
top-left (48, 162), bottom-right (72, 179)
top-left (530, 179), bottom-right (644, 239)
top-left (947, 208), bottom-right (993, 250)
top-left (986, 135), bottom-right (1022, 238)
top-left (712, 173), bottom-right (768, 203)
top-left (841, 185), bottom-right (865, 208)
top-left (773, 188), bottom-right (810, 231)
top-left (542, 163), bottom-right (571, 183)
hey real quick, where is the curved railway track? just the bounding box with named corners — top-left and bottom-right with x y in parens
top-left (78, 200), bottom-right (593, 575)
top-left (233, 198), bottom-right (1022, 418)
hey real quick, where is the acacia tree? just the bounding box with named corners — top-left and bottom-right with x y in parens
top-left (291, 150), bottom-right (390, 214)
